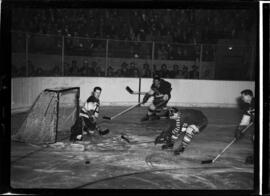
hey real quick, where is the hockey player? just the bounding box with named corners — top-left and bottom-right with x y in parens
top-left (70, 86), bottom-right (109, 142)
top-left (234, 89), bottom-right (255, 164)
top-left (155, 107), bottom-right (208, 155)
top-left (141, 74), bottom-right (172, 121)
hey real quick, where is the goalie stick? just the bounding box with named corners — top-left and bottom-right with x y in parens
top-left (126, 86), bottom-right (147, 95)
top-left (201, 123), bottom-right (253, 164)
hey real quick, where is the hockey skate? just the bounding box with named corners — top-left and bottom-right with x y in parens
top-left (161, 142), bottom-right (173, 150)
top-left (141, 114), bottom-right (149, 122)
top-left (174, 146), bottom-right (185, 155)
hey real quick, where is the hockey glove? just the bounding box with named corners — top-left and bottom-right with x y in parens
top-left (235, 125), bottom-right (246, 141)
top-left (142, 93), bottom-right (151, 104)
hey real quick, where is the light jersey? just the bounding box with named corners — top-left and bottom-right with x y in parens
top-left (79, 95), bottom-right (100, 119)
top-left (240, 97), bottom-right (255, 126)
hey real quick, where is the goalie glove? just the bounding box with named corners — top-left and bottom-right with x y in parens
top-left (235, 125), bottom-right (246, 141)
top-left (142, 93), bottom-right (151, 104)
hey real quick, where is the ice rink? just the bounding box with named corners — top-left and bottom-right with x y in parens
top-left (10, 106), bottom-right (254, 189)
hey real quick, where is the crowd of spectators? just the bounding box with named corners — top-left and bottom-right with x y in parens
top-left (12, 8), bottom-right (255, 44)
top-left (12, 9), bottom-right (255, 60)
top-left (12, 59), bottom-right (199, 79)
top-left (11, 8), bottom-right (255, 79)
top-left (105, 62), bottom-right (199, 78)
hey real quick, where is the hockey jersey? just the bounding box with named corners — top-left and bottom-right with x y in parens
top-left (243, 98), bottom-right (255, 117)
top-left (169, 109), bottom-right (208, 135)
top-left (151, 79), bottom-right (172, 98)
top-left (242, 97), bottom-right (255, 123)
top-left (80, 95), bottom-right (100, 119)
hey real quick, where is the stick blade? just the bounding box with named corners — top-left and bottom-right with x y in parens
top-left (126, 86), bottom-right (134, 94)
top-left (201, 160), bottom-right (213, 164)
top-left (102, 116), bottom-right (111, 120)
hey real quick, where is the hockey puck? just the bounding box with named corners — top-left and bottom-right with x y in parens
top-left (85, 160), bottom-right (90, 164)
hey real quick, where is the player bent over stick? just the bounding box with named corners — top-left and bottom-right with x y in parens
top-left (234, 89), bottom-right (255, 164)
top-left (70, 86), bottom-right (109, 142)
top-left (155, 107), bottom-right (208, 155)
top-left (141, 75), bottom-right (172, 121)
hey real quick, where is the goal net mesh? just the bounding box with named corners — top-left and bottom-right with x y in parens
top-left (12, 87), bottom-right (79, 145)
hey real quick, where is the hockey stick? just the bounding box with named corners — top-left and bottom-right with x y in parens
top-left (126, 86), bottom-right (147, 95)
top-left (103, 102), bottom-right (142, 120)
top-left (201, 122), bottom-right (253, 164)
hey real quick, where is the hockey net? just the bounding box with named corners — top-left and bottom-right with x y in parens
top-left (12, 87), bottom-right (80, 145)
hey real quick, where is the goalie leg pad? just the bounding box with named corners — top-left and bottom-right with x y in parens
top-left (70, 117), bottom-right (83, 141)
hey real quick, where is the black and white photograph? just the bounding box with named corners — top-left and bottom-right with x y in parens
top-left (0, 0), bottom-right (265, 194)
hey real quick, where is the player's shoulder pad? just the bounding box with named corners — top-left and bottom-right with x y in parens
top-left (161, 79), bottom-right (172, 89)
top-left (87, 95), bottom-right (99, 103)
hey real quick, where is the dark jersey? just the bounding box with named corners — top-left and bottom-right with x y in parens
top-left (242, 98), bottom-right (255, 121)
top-left (151, 79), bottom-right (172, 97)
top-left (168, 109), bottom-right (208, 134)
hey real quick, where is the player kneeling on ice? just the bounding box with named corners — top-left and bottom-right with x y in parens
top-left (234, 89), bottom-right (255, 164)
top-left (141, 74), bottom-right (172, 121)
top-left (155, 107), bottom-right (208, 155)
top-left (70, 86), bottom-right (109, 142)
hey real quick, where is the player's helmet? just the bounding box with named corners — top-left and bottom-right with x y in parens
top-left (168, 107), bottom-right (178, 117)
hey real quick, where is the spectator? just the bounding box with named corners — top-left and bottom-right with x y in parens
top-left (128, 62), bottom-right (140, 77)
top-left (87, 61), bottom-right (98, 76)
top-left (118, 62), bottom-right (129, 77)
top-left (189, 65), bottom-right (199, 79)
top-left (64, 62), bottom-right (70, 76)
top-left (141, 63), bottom-right (151, 78)
top-left (36, 67), bottom-right (44, 76)
top-left (107, 66), bottom-right (114, 77)
top-left (81, 59), bottom-right (89, 76)
top-left (69, 60), bottom-right (79, 76)
top-left (181, 65), bottom-right (189, 79)
top-left (51, 65), bottom-right (60, 76)
top-left (159, 64), bottom-right (170, 78)
top-left (28, 60), bottom-right (36, 76)
top-left (96, 65), bottom-right (105, 77)
top-left (152, 64), bottom-right (158, 76)
top-left (170, 64), bottom-right (180, 78)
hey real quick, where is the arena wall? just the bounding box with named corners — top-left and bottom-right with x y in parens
top-left (11, 77), bottom-right (255, 113)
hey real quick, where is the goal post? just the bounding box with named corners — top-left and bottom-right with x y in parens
top-left (12, 87), bottom-right (80, 145)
